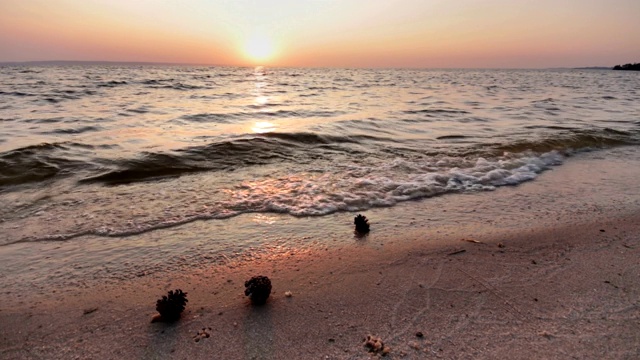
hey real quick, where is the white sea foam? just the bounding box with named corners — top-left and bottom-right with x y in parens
top-left (222, 150), bottom-right (565, 217)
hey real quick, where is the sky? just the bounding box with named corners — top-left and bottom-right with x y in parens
top-left (0, 0), bottom-right (639, 68)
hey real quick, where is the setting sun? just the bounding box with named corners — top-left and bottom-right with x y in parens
top-left (244, 33), bottom-right (276, 63)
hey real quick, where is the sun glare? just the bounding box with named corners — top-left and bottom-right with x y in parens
top-left (251, 121), bottom-right (276, 133)
top-left (244, 33), bottom-right (276, 63)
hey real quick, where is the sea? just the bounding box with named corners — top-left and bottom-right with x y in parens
top-left (1, 65), bottom-right (639, 288)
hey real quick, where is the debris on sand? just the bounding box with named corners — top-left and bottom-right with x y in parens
top-left (539, 330), bottom-right (555, 339)
top-left (284, 291), bottom-right (293, 298)
top-left (193, 327), bottom-right (212, 342)
top-left (448, 249), bottom-right (466, 256)
top-left (83, 307), bottom-right (98, 315)
top-left (153, 289), bottom-right (188, 322)
top-left (354, 214), bottom-right (370, 234)
top-left (364, 335), bottom-right (390, 356)
top-left (244, 276), bottom-right (272, 305)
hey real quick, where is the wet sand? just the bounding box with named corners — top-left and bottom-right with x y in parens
top-left (2, 148), bottom-right (640, 359)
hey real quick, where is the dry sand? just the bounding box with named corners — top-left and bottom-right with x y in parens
top-left (2, 148), bottom-right (640, 359)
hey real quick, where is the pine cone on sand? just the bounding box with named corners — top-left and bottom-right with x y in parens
top-left (244, 276), bottom-right (272, 305)
top-left (155, 289), bottom-right (188, 322)
top-left (354, 214), bottom-right (370, 233)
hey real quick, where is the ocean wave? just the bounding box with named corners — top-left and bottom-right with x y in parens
top-left (220, 150), bottom-right (565, 216)
top-left (436, 135), bottom-right (470, 140)
top-left (96, 80), bottom-right (128, 87)
top-left (494, 128), bottom-right (638, 154)
top-left (44, 126), bottom-right (102, 135)
top-left (0, 91), bottom-right (36, 97)
top-left (403, 108), bottom-right (470, 115)
top-left (178, 113), bottom-right (235, 124)
top-left (2, 126), bottom-right (638, 190)
top-left (0, 142), bottom-right (85, 187)
top-left (3, 149), bottom-right (567, 245)
top-left (177, 109), bottom-right (346, 124)
top-left (77, 132), bottom-right (384, 185)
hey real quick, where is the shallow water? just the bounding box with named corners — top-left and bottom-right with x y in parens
top-left (1, 66), bottom-right (639, 246)
top-left (2, 146), bottom-right (640, 295)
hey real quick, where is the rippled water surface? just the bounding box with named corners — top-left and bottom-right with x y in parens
top-left (1, 66), bottom-right (639, 245)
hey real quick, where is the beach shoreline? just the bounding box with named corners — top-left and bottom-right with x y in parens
top-left (2, 147), bottom-right (640, 359)
top-left (2, 212), bottom-right (639, 359)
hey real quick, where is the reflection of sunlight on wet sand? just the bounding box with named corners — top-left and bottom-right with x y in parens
top-left (251, 121), bottom-right (276, 133)
top-left (252, 214), bottom-right (278, 225)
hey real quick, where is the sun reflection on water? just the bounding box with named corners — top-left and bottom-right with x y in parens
top-left (251, 121), bottom-right (276, 133)
top-left (254, 95), bottom-right (269, 106)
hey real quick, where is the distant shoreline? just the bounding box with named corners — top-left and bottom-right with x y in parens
top-left (0, 60), bottom-right (220, 67)
top-left (572, 66), bottom-right (611, 70)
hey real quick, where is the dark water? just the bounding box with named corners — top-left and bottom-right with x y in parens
top-left (1, 66), bottom-right (639, 245)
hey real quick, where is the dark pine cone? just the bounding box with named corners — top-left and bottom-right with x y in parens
top-left (244, 276), bottom-right (272, 305)
top-left (354, 214), bottom-right (370, 233)
top-left (155, 289), bottom-right (188, 321)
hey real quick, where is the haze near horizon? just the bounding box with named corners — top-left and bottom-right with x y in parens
top-left (1, 0), bottom-right (639, 68)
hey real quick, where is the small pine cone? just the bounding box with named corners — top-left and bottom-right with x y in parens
top-left (244, 276), bottom-right (272, 305)
top-left (354, 214), bottom-right (370, 233)
top-left (155, 289), bottom-right (188, 321)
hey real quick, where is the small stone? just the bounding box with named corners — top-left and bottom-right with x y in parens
top-left (415, 331), bottom-right (424, 338)
top-left (284, 291), bottom-right (293, 298)
top-left (364, 335), bottom-right (385, 353)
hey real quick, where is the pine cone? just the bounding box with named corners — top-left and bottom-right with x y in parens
top-left (155, 289), bottom-right (188, 321)
top-left (244, 276), bottom-right (272, 305)
top-left (354, 214), bottom-right (370, 233)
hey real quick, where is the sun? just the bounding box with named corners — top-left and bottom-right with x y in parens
top-left (244, 33), bottom-right (276, 63)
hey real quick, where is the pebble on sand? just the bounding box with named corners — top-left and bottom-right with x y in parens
top-left (364, 334), bottom-right (390, 356)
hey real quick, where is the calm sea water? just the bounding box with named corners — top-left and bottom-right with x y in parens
top-left (1, 66), bottom-right (639, 246)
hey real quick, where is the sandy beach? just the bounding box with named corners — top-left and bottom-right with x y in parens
top-left (2, 0), bottom-right (639, 357)
top-left (2, 147), bottom-right (640, 359)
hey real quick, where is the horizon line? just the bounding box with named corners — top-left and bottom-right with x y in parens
top-left (0, 59), bottom-right (616, 70)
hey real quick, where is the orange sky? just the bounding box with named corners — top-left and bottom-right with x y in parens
top-left (1, 0), bottom-right (638, 68)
